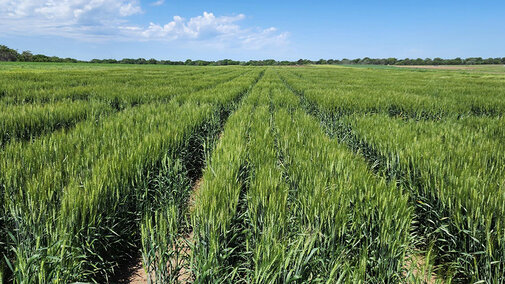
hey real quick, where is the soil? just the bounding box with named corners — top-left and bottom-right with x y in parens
top-left (403, 253), bottom-right (440, 284)
top-left (125, 177), bottom-right (203, 283)
top-left (110, 254), bottom-right (148, 284)
top-left (188, 178), bottom-right (204, 213)
top-left (126, 262), bottom-right (148, 284)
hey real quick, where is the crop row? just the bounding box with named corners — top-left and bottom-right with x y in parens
top-left (192, 70), bottom-right (412, 282)
top-left (0, 66), bottom-right (245, 106)
top-left (1, 68), bottom-right (264, 283)
top-left (278, 68), bottom-right (505, 282)
top-left (278, 67), bottom-right (505, 118)
top-left (344, 115), bottom-right (505, 282)
top-left (0, 69), bottom-right (261, 152)
top-left (0, 100), bottom-right (113, 146)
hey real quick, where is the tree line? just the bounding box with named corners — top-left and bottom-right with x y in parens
top-left (1, 44), bottom-right (504, 66)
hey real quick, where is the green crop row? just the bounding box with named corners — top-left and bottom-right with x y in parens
top-left (1, 102), bottom-right (213, 282)
top-left (2, 64), bottom-right (503, 283)
top-left (1, 68), bottom-right (264, 283)
top-left (0, 66), bottom-right (243, 106)
top-left (277, 67), bottom-right (505, 118)
top-left (0, 68), bottom-right (258, 149)
top-left (192, 71), bottom-right (412, 282)
top-left (138, 69), bottom-right (265, 284)
top-left (342, 114), bottom-right (505, 282)
top-left (0, 100), bottom-right (113, 146)
top-left (274, 109), bottom-right (411, 283)
top-left (278, 67), bottom-right (505, 281)
top-left (192, 103), bottom-right (254, 282)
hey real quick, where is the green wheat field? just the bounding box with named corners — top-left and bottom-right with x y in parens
top-left (1, 63), bottom-right (504, 283)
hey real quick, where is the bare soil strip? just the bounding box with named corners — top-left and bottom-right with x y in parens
top-left (177, 177), bottom-right (204, 283)
top-left (126, 263), bottom-right (148, 284)
top-left (404, 253), bottom-right (440, 284)
top-left (110, 253), bottom-right (147, 284)
top-left (188, 178), bottom-right (204, 213)
top-left (127, 178), bottom-right (203, 283)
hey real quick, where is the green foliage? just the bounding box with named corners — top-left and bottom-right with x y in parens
top-left (0, 66), bottom-right (264, 282)
top-left (0, 100), bottom-right (113, 146)
top-left (344, 115), bottom-right (505, 282)
top-left (192, 71), bottom-right (412, 282)
top-left (1, 64), bottom-right (504, 283)
top-left (278, 66), bottom-right (505, 282)
top-left (278, 66), bottom-right (505, 118)
top-left (4, 43), bottom-right (505, 65)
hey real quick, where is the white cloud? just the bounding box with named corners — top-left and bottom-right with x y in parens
top-left (150, 0), bottom-right (164, 6)
top-left (124, 12), bottom-right (288, 49)
top-left (135, 12), bottom-right (244, 40)
top-left (1, 0), bottom-right (141, 22)
top-left (0, 0), bottom-right (142, 38)
top-left (0, 2), bottom-right (288, 49)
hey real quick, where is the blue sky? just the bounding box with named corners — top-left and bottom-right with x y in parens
top-left (1, 0), bottom-right (504, 60)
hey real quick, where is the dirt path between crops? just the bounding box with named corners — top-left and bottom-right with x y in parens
top-left (403, 253), bottom-right (440, 284)
top-left (126, 177), bottom-right (203, 284)
top-left (176, 177), bottom-right (204, 282)
top-left (394, 65), bottom-right (477, 70)
top-left (126, 262), bottom-right (148, 283)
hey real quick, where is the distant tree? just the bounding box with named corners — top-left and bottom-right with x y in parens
top-left (32, 54), bottom-right (48, 62)
top-left (4, 43), bottom-right (505, 67)
top-left (64, 57), bottom-right (78, 63)
top-left (19, 50), bottom-right (33, 62)
top-left (216, 59), bottom-right (240, 65)
top-left (465, 57), bottom-right (483, 65)
top-left (120, 58), bottom-right (135, 64)
top-left (385, 58), bottom-right (397, 65)
top-left (0, 45), bottom-right (19, 61)
top-left (449, 57), bottom-right (463, 65)
top-left (263, 59), bottom-right (276, 65)
top-left (135, 58), bottom-right (147, 64)
top-left (412, 58), bottom-right (424, 65)
top-left (432, 57), bottom-right (444, 65)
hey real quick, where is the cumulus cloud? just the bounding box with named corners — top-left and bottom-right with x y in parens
top-left (0, 0), bottom-right (142, 39)
top-left (123, 12), bottom-right (288, 49)
top-left (150, 0), bottom-right (164, 6)
top-left (0, 1), bottom-right (288, 49)
top-left (134, 12), bottom-right (245, 40)
top-left (1, 0), bottom-right (141, 24)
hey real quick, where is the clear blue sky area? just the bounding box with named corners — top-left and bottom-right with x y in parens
top-left (1, 0), bottom-right (504, 60)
